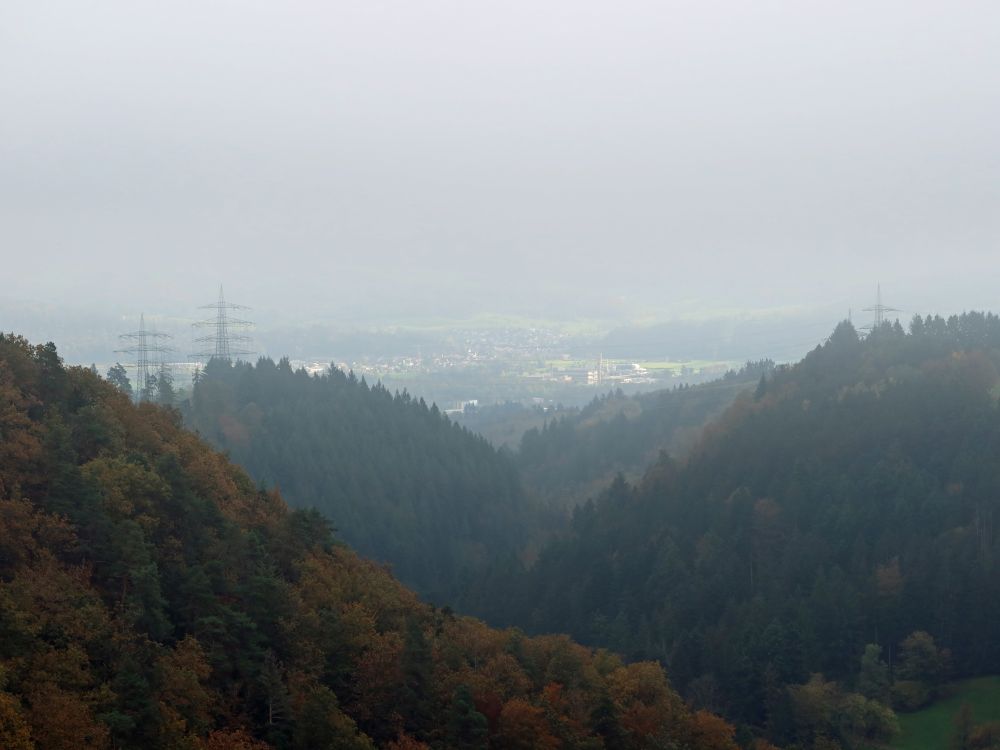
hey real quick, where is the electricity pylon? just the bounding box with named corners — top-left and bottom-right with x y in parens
top-left (190, 285), bottom-right (254, 362)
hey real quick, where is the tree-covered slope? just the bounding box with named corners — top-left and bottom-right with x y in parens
top-left (183, 358), bottom-right (535, 603)
top-left (515, 363), bottom-right (771, 511)
top-left (0, 334), bottom-right (748, 750)
top-left (490, 314), bottom-right (1000, 744)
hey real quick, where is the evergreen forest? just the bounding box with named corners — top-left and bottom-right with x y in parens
top-left (183, 358), bottom-right (535, 603)
top-left (487, 314), bottom-right (1000, 747)
top-left (0, 333), bottom-right (745, 750)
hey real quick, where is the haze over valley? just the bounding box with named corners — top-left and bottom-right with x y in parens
top-left (2, 2), bottom-right (1000, 749)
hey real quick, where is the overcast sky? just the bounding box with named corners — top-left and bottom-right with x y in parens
top-left (2, 1), bottom-right (998, 326)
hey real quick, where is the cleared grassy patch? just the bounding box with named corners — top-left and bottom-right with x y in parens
top-left (891, 676), bottom-right (1000, 750)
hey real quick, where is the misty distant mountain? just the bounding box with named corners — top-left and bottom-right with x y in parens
top-left (513, 361), bottom-right (771, 511)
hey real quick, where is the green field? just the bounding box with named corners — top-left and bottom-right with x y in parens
top-left (891, 676), bottom-right (1000, 749)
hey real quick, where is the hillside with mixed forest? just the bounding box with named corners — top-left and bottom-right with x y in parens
top-left (10, 314), bottom-right (1000, 749)
top-left (183, 358), bottom-right (537, 603)
top-left (485, 313), bottom-right (1000, 747)
top-left (0, 333), bottom-right (750, 750)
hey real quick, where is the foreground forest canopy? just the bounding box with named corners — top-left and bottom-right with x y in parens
top-left (0, 334), bottom-right (749, 750)
top-left (489, 313), bottom-right (1000, 747)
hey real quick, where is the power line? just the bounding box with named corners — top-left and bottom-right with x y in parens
top-left (190, 285), bottom-right (255, 362)
top-left (861, 283), bottom-right (902, 332)
top-left (116, 313), bottom-right (174, 402)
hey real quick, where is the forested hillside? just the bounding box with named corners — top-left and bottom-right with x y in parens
top-left (516, 363), bottom-right (770, 510)
top-left (183, 358), bottom-right (536, 603)
top-left (0, 334), bottom-right (749, 750)
top-left (490, 314), bottom-right (1000, 747)
top-left (452, 401), bottom-right (562, 450)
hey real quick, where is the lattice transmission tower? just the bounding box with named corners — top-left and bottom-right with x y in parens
top-left (861, 283), bottom-right (901, 334)
top-left (190, 285), bottom-right (255, 362)
top-left (116, 314), bottom-right (174, 402)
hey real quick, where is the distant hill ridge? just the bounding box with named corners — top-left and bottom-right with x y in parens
top-left (514, 361), bottom-right (772, 511)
